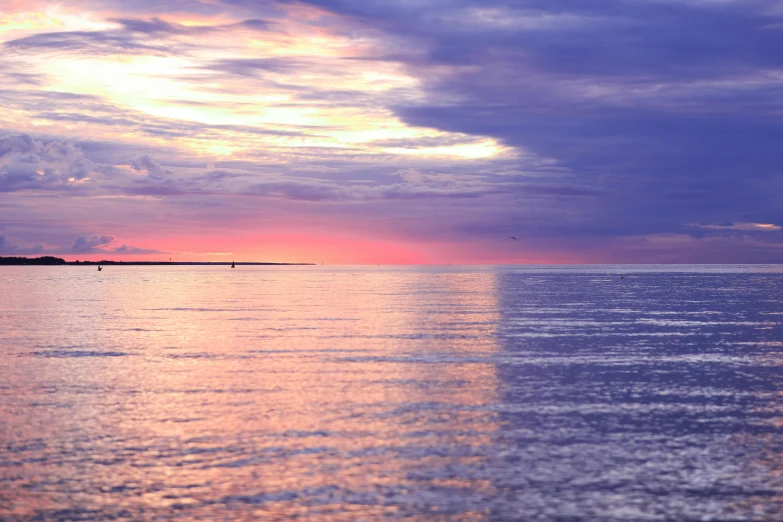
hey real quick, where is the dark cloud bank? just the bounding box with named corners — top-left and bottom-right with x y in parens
top-left (273, 0), bottom-right (783, 252)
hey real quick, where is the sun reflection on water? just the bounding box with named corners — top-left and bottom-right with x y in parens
top-left (0, 266), bottom-right (501, 520)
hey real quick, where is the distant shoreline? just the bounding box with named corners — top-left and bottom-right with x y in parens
top-left (0, 256), bottom-right (313, 266)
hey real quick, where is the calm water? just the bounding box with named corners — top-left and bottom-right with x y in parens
top-left (2, 265), bottom-right (783, 521)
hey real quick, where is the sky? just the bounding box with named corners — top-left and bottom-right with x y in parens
top-left (2, 0), bottom-right (783, 263)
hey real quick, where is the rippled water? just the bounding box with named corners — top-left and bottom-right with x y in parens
top-left (2, 265), bottom-right (783, 520)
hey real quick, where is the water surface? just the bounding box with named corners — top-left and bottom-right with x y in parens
top-left (2, 265), bottom-right (783, 520)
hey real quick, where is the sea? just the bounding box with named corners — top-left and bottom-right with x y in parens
top-left (2, 265), bottom-right (783, 521)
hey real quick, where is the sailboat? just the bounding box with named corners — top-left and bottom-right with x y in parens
top-left (231, 261), bottom-right (235, 269)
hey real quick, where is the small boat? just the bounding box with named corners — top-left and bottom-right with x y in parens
top-left (231, 261), bottom-right (235, 269)
top-left (97, 266), bottom-right (102, 271)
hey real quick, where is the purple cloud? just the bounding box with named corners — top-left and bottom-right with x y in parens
top-left (0, 235), bottom-right (44, 256)
top-left (129, 155), bottom-right (167, 179)
top-left (70, 234), bottom-right (116, 253)
top-left (69, 234), bottom-right (167, 255)
top-left (0, 134), bottom-right (96, 192)
top-left (273, 0), bottom-right (783, 247)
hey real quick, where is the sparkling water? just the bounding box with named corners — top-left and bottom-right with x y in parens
top-left (2, 265), bottom-right (783, 520)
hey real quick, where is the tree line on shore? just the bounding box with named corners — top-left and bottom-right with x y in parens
top-left (0, 256), bottom-right (67, 265)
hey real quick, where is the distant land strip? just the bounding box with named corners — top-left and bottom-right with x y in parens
top-left (0, 256), bottom-right (313, 266)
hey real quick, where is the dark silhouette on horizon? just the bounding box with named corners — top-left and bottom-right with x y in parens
top-left (0, 256), bottom-right (66, 265)
top-left (0, 256), bottom-right (313, 266)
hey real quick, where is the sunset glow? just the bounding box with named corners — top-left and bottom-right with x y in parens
top-left (3, 0), bottom-right (783, 262)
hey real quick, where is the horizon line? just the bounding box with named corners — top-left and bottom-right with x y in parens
top-left (2, 256), bottom-right (783, 267)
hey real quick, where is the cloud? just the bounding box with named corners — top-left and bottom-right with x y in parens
top-left (110, 16), bottom-right (273, 35)
top-left (5, 30), bottom-right (176, 56)
top-left (113, 244), bottom-right (168, 254)
top-left (3, 15), bottom-right (277, 58)
top-left (239, 163), bottom-right (513, 201)
top-left (237, 19), bottom-right (272, 31)
top-left (2, 230), bottom-right (166, 258)
top-left (689, 222), bottom-right (782, 232)
top-left (108, 17), bottom-right (212, 36)
top-left (69, 233), bottom-right (167, 255)
top-left (71, 234), bottom-right (116, 253)
top-left (203, 58), bottom-right (302, 77)
top-left (0, 134), bottom-right (96, 192)
top-left (129, 155), bottom-right (167, 179)
top-left (0, 235), bottom-right (44, 255)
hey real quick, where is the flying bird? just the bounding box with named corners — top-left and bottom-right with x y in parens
top-left (509, 236), bottom-right (519, 241)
